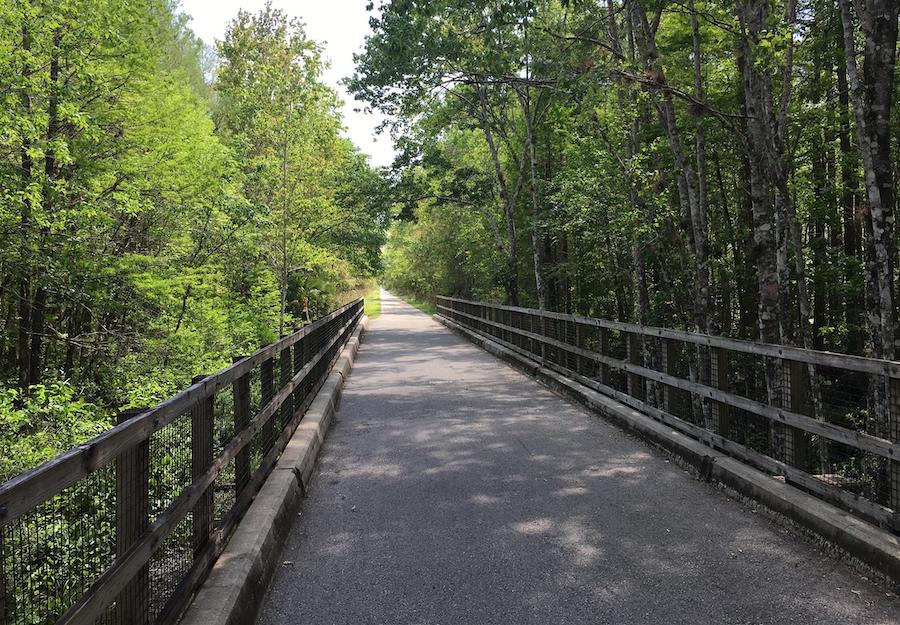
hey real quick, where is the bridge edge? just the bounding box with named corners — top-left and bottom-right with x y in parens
top-left (178, 315), bottom-right (369, 625)
top-left (434, 312), bottom-right (900, 586)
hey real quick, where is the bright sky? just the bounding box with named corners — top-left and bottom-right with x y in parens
top-left (180, 0), bottom-right (396, 168)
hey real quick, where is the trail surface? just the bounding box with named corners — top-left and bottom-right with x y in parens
top-left (258, 291), bottom-right (897, 625)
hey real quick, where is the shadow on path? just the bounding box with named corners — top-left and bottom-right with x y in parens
top-left (257, 291), bottom-right (897, 625)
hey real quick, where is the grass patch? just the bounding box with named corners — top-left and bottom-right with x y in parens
top-left (364, 285), bottom-right (381, 319)
top-left (393, 290), bottom-right (437, 315)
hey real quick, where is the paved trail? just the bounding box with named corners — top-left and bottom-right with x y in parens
top-left (258, 291), bottom-right (897, 625)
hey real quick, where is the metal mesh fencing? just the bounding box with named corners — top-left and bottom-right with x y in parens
top-left (436, 296), bottom-right (900, 533)
top-left (0, 298), bottom-right (363, 625)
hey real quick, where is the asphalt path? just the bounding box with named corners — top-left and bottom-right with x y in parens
top-left (257, 290), bottom-right (898, 625)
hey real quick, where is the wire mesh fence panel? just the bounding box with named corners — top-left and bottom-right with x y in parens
top-left (1, 466), bottom-right (117, 625)
top-left (435, 296), bottom-right (900, 533)
top-left (0, 299), bottom-right (364, 625)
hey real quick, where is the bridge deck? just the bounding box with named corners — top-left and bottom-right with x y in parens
top-left (257, 291), bottom-right (896, 625)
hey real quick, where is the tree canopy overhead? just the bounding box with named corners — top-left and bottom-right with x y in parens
top-left (355, 0), bottom-right (899, 366)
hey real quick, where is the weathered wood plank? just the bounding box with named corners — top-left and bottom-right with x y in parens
top-left (437, 304), bottom-right (900, 461)
top-left (279, 347), bottom-right (292, 430)
top-left (260, 356), bottom-right (275, 456)
top-left (0, 299), bottom-right (363, 525)
top-left (52, 307), bottom-right (361, 625)
top-left (191, 376), bottom-right (214, 556)
top-left (232, 358), bottom-right (250, 499)
top-left (115, 408), bottom-right (149, 625)
top-left (436, 296), bottom-right (900, 377)
top-left (443, 312), bottom-right (898, 530)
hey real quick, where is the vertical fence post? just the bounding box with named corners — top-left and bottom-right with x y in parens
top-left (574, 321), bottom-right (582, 376)
top-left (293, 336), bottom-right (304, 413)
top-left (115, 408), bottom-right (150, 625)
top-left (788, 359), bottom-right (811, 472)
top-left (888, 377), bottom-right (900, 529)
top-left (0, 524), bottom-right (6, 625)
top-left (515, 311), bottom-right (521, 349)
top-left (232, 358), bottom-right (250, 499)
top-left (626, 332), bottom-right (644, 400)
top-left (599, 327), bottom-right (611, 386)
top-left (540, 314), bottom-right (547, 362)
top-left (709, 347), bottom-right (731, 438)
top-left (279, 345), bottom-right (292, 430)
top-left (1, 525), bottom-right (5, 625)
top-left (306, 327), bottom-right (315, 399)
top-left (661, 338), bottom-right (678, 414)
top-left (260, 353), bottom-right (275, 455)
top-left (528, 312), bottom-right (535, 357)
top-left (191, 376), bottom-right (214, 557)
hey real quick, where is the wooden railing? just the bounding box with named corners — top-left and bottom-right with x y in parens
top-left (0, 298), bottom-right (364, 625)
top-left (437, 296), bottom-right (900, 532)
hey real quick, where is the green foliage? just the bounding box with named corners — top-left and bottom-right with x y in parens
top-left (364, 284), bottom-right (382, 319)
top-left (0, 383), bottom-right (106, 481)
top-left (0, 1), bottom-right (389, 479)
top-left (358, 0), bottom-right (888, 349)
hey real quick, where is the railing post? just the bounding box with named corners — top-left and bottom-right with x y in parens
top-left (574, 321), bottom-right (582, 376)
top-left (293, 336), bottom-right (304, 413)
top-left (709, 347), bottom-right (731, 438)
top-left (1, 526), bottom-right (5, 624)
top-left (279, 345), bottom-right (292, 430)
top-left (626, 332), bottom-right (644, 400)
top-left (260, 352), bottom-right (275, 455)
top-left (661, 338), bottom-right (678, 414)
top-left (514, 311), bottom-right (521, 349)
top-left (888, 377), bottom-right (900, 526)
top-left (599, 327), bottom-right (611, 386)
top-left (788, 359), bottom-right (810, 472)
top-left (191, 376), bottom-right (214, 557)
top-left (528, 311), bottom-right (535, 357)
top-left (232, 358), bottom-right (250, 498)
top-left (115, 408), bottom-right (150, 625)
top-left (540, 314), bottom-right (547, 362)
top-left (0, 525), bottom-right (6, 625)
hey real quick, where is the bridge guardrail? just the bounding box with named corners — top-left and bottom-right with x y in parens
top-left (436, 296), bottom-right (899, 533)
top-left (0, 298), bottom-right (363, 625)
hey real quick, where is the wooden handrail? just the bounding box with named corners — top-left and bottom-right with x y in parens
top-left (436, 296), bottom-right (900, 378)
top-left (0, 298), bottom-right (362, 525)
top-left (54, 305), bottom-right (362, 625)
top-left (437, 303), bottom-right (899, 461)
top-left (437, 296), bottom-right (900, 532)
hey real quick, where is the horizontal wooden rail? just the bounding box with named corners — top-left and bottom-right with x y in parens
top-left (438, 296), bottom-right (900, 378)
top-left (437, 304), bottom-right (899, 461)
top-left (0, 298), bottom-right (361, 525)
top-left (0, 298), bottom-right (364, 625)
top-left (55, 306), bottom-right (361, 625)
top-left (437, 296), bottom-right (900, 532)
top-left (443, 308), bottom-right (897, 529)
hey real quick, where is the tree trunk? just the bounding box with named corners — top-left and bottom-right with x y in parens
top-left (633, 0), bottom-right (710, 336)
top-left (838, 0), bottom-right (898, 363)
top-left (836, 46), bottom-right (865, 354)
top-left (735, 0), bottom-right (785, 459)
top-left (28, 30), bottom-right (62, 387)
top-left (477, 86), bottom-right (519, 305)
top-left (521, 92), bottom-right (545, 309)
top-left (17, 21), bottom-right (32, 389)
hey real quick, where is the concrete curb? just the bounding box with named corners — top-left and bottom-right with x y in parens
top-left (435, 313), bottom-right (900, 584)
top-left (180, 315), bottom-right (369, 625)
